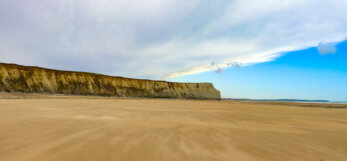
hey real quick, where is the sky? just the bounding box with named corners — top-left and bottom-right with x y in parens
top-left (170, 40), bottom-right (347, 102)
top-left (0, 0), bottom-right (346, 101)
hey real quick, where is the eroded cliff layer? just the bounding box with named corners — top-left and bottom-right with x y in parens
top-left (0, 63), bottom-right (221, 99)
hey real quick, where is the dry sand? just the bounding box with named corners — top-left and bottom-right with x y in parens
top-left (0, 96), bottom-right (346, 161)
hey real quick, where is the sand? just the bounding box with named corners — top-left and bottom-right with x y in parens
top-left (0, 97), bottom-right (346, 161)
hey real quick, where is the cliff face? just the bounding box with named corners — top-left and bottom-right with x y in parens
top-left (0, 63), bottom-right (221, 99)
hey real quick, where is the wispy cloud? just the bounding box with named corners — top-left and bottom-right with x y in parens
top-left (317, 43), bottom-right (337, 55)
top-left (161, 47), bottom-right (293, 79)
top-left (0, 0), bottom-right (346, 79)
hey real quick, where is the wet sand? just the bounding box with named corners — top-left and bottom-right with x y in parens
top-left (0, 97), bottom-right (346, 161)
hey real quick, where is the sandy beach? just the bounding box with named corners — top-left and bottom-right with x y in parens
top-left (0, 96), bottom-right (346, 161)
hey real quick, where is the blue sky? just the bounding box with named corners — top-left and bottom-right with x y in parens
top-left (170, 40), bottom-right (347, 101)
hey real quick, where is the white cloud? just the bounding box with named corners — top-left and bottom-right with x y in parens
top-left (0, 0), bottom-right (346, 80)
top-left (317, 43), bottom-right (337, 55)
top-left (161, 46), bottom-right (294, 79)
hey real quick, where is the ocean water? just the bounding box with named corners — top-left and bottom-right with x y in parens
top-left (329, 101), bottom-right (347, 104)
top-left (295, 101), bottom-right (347, 104)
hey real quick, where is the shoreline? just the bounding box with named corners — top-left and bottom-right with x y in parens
top-left (1, 92), bottom-right (346, 108)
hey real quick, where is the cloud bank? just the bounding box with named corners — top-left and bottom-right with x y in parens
top-left (0, 0), bottom-right (346, 80)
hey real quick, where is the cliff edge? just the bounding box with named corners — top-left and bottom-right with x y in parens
top-left (0, 63), bottom-right (221, 99)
